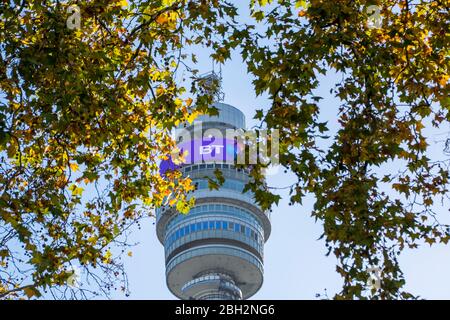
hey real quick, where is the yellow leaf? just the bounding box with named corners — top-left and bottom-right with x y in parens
top-left (69, 184), bottom-right (84, 196)
top-left (70, 163), bottom-right (79, 172)
top-left (103, 250), bottom-right (113, 263)
top-left (156, 14), bottom-right (168, 25)
top-left (156, 86), bottom-right (165, 96)
top-left (187, 111), bottom-right (199, 124)
top-left (87, 236), bottom-right (97, 244)
top-left (295, 0), bottom-right (307, 9)
top-left (438, 74), bottom-right (449, 86)
top-left (174, 98), bottom-right (183, 106)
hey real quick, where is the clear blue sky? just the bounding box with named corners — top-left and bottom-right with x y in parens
top-left (111, 1), bottom-right (450, 300)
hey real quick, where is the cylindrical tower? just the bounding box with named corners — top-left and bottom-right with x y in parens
top-left (156, 102), bottom-right (271, 300)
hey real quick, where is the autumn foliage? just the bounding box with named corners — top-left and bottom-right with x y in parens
top-left (0, 0), bottom-right (449, 299)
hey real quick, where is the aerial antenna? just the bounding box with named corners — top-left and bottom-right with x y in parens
top-left (197, 62), bottom-right (225, 102)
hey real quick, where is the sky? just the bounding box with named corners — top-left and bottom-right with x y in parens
top-left (103, 1), bottom-right (450, 300)
top-left (115, 54), bottom-right (450, 299)
top-left (113, 9), bottom-right (450, 299)
top-left (1, 1), bottom-right (448, 302)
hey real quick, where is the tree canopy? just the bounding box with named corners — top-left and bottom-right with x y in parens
top-left (0, 0), bottom-right (449, 299)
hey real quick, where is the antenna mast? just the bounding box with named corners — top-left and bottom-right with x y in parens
top-left (198, 64), bottom-right (225, 102)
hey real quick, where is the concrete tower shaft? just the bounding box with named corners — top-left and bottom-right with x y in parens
top-left (156, 102), bottom-right (271, 300)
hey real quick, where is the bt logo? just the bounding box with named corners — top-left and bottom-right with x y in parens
top-left (199, 144), bottom-right (225, 155)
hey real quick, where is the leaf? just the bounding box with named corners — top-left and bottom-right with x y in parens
top-left (295, 0), bottom-right (307, 9)
top-left (254, 109), bottom-right (264, 120)
top-left (103, 250), bottom-right (113, 264)
top-left (24, 287), bottom-right (41, 299)
top-left (68, 184), bottom-right (84, 197)
top-left (70, 163), bottom-right (79, 172)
